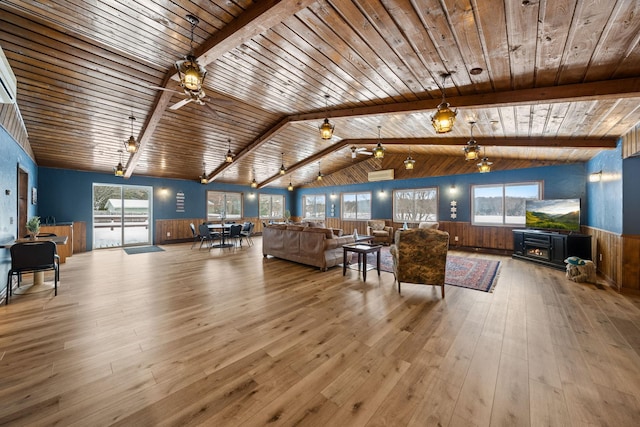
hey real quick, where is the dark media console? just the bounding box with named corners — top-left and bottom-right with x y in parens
top-left (512, 229), bottom-right (592, 270)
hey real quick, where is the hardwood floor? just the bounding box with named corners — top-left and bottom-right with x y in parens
top-left (2, 237), bottom-right (640, 426)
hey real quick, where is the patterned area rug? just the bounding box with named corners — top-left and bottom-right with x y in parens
top-left (358, 246), bottom-right (501, 292)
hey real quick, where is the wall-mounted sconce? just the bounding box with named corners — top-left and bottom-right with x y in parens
top-left (450, 200), bottom-right (457, 219)
top-left (330, 192), bottom-right (336, 200)
top-left (248, 192), bottom-right (255, 198)
top-left (588, 170), bottom-right (602, 182)
top-left (159, 187), bottom-right (170, 197)
top-left (379, 189), bottom-right (386, 197)
top-left (449, 184), bottom-right (457, 195)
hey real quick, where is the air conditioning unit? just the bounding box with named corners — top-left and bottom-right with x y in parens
top-left (0, 45), bottom-right (17, 104)
top-left (368, 169), bottom-right (394, 182)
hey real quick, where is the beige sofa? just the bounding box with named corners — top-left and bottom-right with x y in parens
top-left (263, 224), bottom-right (355, 271)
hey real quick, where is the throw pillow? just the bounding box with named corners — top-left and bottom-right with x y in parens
top-left (370, 221), bottom-right (385, 231)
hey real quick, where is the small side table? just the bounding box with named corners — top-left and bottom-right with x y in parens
top-left (342, 243), bottom-right (382, 282)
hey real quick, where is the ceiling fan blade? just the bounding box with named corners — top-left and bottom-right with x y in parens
top-left (169, 97), bottom-right (193, 110)
top-left (147, 85), bottom-right (184, 95)
top-left (204, 103), bottom-right (221, 118)
top-left (205, 96), bottom-right (234, 106)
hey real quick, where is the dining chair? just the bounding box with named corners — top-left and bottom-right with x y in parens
top-left (6, 241), bottom-right (59, 304)
top-left (227, 224), bottom-right (243, 250)
top-left (189, 223), bottom-right (201, 249)
top-left (240, 222), bottom-right (254, 247)
top-left (198, 223), bottom-right (219, 250)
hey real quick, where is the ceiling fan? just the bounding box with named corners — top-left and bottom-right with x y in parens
top-left (350, 146), bottom-right (372, 159)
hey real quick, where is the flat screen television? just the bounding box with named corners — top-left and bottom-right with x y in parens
top-left (525, 199), bottom-right (581, 232)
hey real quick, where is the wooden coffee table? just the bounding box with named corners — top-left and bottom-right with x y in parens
top-left (342, 243), bottom-right (382, 282)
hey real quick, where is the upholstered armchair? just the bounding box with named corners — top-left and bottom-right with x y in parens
top-left (390, 228), bottom-right (450, 297)
top-left (366, 220), bottom-right (393, 245)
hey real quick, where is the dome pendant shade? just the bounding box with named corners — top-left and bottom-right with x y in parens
top-left (404, 155), bottom-right (415, 170)
top-left (431, 102), bottom-right (457, 133)
top-left (319, 118), bottom-right (334, 140)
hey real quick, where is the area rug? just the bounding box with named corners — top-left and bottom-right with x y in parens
top-left (357, 247), bottom-right (501, 292)
top-left (124, 245), bottom-right (165, 255)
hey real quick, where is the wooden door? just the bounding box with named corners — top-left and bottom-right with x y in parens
top-left (17, 167), bottom-right (28, 238)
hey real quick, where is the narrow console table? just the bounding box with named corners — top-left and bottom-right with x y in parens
top-left (512, 229), bottom-right (592, 270)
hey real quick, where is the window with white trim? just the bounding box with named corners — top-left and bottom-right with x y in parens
top-left (393, 187), bottom-right (438, 223)
top-left (472, 182), bottom-right (541, 226)
top-left (206, 191), bottom-right (243, 221)
top-left (341, 192), bottom-right (371, 220)
top-left (303, 194), bottom-right (326, 219)
top-left (259, 194), bottom-right (284, 219)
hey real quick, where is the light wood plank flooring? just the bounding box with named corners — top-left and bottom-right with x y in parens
top-left (2, 237), bottom-right (640, 426)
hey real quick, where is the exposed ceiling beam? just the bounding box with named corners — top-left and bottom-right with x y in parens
top-left (288, 78), bottom-right (640, 122)
top-left (342, 137), bottom-right (618, 148)
top-left (258, 140), bottom-right (350, 188)
top-left (127, 0), bottom-right (315, 178)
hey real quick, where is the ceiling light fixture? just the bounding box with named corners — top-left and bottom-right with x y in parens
top-left (279, 152), bottom-right (287, 175)
top-left (319, 94), bottom-right (335, 140)
top-left (477, 148), bottom-right (493, 173)
top-left (225, 139), bottom-right (234, 163)
top-left (124, 114), bottom-right (139, 153)
top-left (288, 181), bottom-right (294, 191)
top-left (317, 161), bottom-right (323, 181)
top-left (250, 168), bottom-right (258, 188)
top-left (464, 121), bottom-right (481, 161)
top-left (372, 125), bottom-right (385, 159)
top-left (114, 150), bottom-right (125, 177)
top-left (404, 147), bottom-right (416, 170)
top-left (200, 161), bottom-right (208, 184)
top-left (431, 73), bottom-right (457, 133)
top-left (175, 14), bottom-right (207, 99)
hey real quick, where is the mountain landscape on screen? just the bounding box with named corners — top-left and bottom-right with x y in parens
top-left (525, 199), bottom-right (581, 231)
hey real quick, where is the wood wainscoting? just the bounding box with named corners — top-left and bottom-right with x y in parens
top-left (154, 218), bottom-right (261, 245)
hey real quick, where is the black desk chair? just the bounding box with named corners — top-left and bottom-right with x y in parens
top-left (198, 224), bottom-right (220, 250)
top-left (6, 241), bottom-right (59, 304)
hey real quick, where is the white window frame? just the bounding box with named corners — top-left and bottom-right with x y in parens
top-left (393, 187), bottom-right (438, 223)
top-left (471, 182), bottom-right (541, 226)
top-left (302, 194), bottom-right (326, 219)
top-left (341, 191), bottom-right (371, 220)
top-left (259, 194), bottom-right (285, 219)
top-left (206, 191), bottom-right (243, 221)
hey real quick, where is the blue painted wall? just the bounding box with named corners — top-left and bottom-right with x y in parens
top-left (622, 155), bottom-right (640, 235)
top-left (296, 163), bottom-right (586, 223)
top-left (0, 126), bottom-right (38, 281)
top-left (585, 142), bottom-right (623, 234)
top-left (38, 167), bottom-right (290, 250)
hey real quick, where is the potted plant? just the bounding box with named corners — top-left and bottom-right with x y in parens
top-left (26, 216), bottom-right (41, 239)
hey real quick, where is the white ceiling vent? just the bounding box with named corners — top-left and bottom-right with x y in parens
top-left (368, 169), bottom-right (394, 182)
top-left (0, 45), bottom-right (17, 104)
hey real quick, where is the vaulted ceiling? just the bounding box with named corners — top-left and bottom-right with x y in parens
top-left (1, 0), bottom-right (638, 188)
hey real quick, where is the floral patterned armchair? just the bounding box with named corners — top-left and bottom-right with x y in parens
top-left (390, 228), bottom-right (450, 297)
top-left (366, 220), bottom-right (393, 245)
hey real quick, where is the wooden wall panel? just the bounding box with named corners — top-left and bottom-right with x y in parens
top-left (154, 217), bottom-right (261, 245)
top-left (622, 235), bottom-right (640, 291)
top-left (583, 226), bottom-right (623, 291)
top-left (72, 221), bottom-right (86, 253)
top-left (40, 224), bottom-right (73, 262)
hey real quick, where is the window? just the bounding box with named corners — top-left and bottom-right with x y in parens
top-left (303, 194), bottom-right (326, 219)
top-left (341, 192), bottom-right (371, 220)
top-left (472, 182), bottom-right (541, 226)
top-left (259, 194), bottom-right (284, 219)
top-left (393, 187), bottom-right (438, 223)
top-left (206, 191), bottom-right (243, 221)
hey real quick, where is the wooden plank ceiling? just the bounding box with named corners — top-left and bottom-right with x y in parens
top-left (1, 0), bottom-right (638, 188)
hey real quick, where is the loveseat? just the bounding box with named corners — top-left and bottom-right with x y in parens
top-left (263, 224), bottom-right (355, 271)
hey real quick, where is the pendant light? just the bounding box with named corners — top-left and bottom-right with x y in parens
top-left (250, 168), bottom-right (258, 188)
top-left (114, 150), bottom-right (125, 177)
top-left (175, 15), bottom-right (207, 98)
top-left (279, 152), bottom-right (287, 175)
top-left (404, 147), bottom-right (416, 170)
top-left (288, 181), bottom-right (294, 191)
top-left (372, 125), bottom-right (385, 159)
top-left (431, 73), bottom-right (457, 133)
top-left (199, 161), bottom-right (208, 184)
top-left (477, 148), bottom-right (493, 173)
top-left (317, 161), bottom-right (323, 181)
top-left (318, 94), bottom-right (335, 140)
top-left (124, 114), bottom-right (139, 153)
top-left (463, 121), bottom-right (481, 161)
top-left (225, 139), bottom-right (234, 163)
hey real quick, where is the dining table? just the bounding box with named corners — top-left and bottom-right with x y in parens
top-left (206, 223), bottom-right (234, 249)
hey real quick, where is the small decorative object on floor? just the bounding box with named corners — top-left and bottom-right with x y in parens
top-left (565, 256), bottom-right (597, 283)
top-left (26, 216), bottom-right (41, 239)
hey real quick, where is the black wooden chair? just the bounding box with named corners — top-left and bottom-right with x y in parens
top-left (189, 223), bottom-right (201, 249)
top-left (6, 241), bottom-right (59, 304)
top-left (198, 223), bottom-right (220, 250)
top-left (227, 224), bottom-right (243, 250)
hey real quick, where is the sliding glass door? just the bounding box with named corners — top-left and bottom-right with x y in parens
top-left (93, 183), bottom-right (153, 249)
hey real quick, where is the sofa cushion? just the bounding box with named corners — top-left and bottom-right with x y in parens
top-left (286, 225), bottom-right (305, 231)
top-left (305, 227), bottom-right (333, 239)
top-left (372, 229), bottom-right (390, 237)
top-left (369, 220), bottom-right (385, 231)
top-left (306, 221), bottom-right (326, 228)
